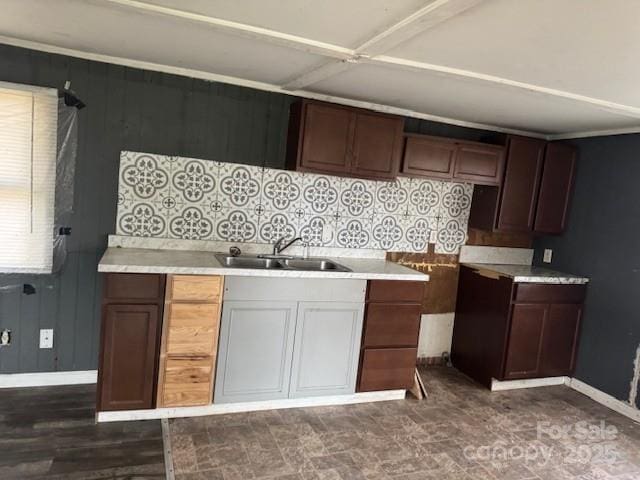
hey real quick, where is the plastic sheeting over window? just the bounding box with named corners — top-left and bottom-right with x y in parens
top-left (0, 82), bottom-right (58, 274)
top-left (52, 96), bottom-right (79, 273)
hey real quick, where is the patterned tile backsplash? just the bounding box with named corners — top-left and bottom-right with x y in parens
top-left (116, 151), bottom-right (474, 253)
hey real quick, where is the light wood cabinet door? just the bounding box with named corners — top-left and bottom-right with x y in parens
top-left (165, 303), bottom-right (220, 356)
top-left (214, 301), bottom-right (298, 404)
top-left (162, 357), bottom-right (213, 407)
top-left (289, 302), bottom-right (364, 398)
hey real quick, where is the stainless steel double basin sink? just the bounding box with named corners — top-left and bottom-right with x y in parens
top-left (215, 254), bottom-right (351, 272)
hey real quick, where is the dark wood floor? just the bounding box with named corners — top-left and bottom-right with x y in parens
top-left (0, 383), bottom-right (165, 479)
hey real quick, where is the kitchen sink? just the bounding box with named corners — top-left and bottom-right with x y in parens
top-left (215, 255), bottom-right (285, 269)
top-left (280, 258), bottom-right (350, 272)
top-left (215, 254), bottom-right (351, 272)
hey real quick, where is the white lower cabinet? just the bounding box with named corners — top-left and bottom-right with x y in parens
top-left (214, 301), bottom-right (297, 404)
top-left (289, 302), bottom-right (364, 398)
top-left (214, 278), bottom-right (366, 404)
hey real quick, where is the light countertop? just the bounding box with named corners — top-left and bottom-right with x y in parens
top-left (98, 247), bottom-right (429, 282)
top-left (462, 263), bottom-right (589, 284)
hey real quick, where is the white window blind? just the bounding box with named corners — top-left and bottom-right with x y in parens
top-left (0, 83), bottom-right (57, 273)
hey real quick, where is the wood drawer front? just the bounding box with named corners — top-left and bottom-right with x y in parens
top-left (169, 275), bottom-right (222, 302)
top-left (166, 303), bottom-right (220, 356)
top-left (513, 284), bottom-right (586, 304)
top-left (358, 348), bottom-right (417, 392)
top-left (162, 357), bottom-right (213, 407)
top-left (367, 280), bottom-right (424, 303)
top-left (363, 303), bottom-right (421, 348)
top-left (104, 273), bottom-right (164, 302)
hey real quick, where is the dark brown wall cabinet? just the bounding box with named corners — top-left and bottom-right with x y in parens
top-left (534, 143), bottom-right (577, 234)
top-left (451, 266), bottom-right (585, 388)
top-left (401, 134), bottom-right (505, 186)
top-left (287, 100), bottom-right (404, 180)
top-left (469, 136), bottom-right (577, 234)
top-left (97, 273), bottom-right (165, 411)
top-left (357, 280), bottom-right (424, 392)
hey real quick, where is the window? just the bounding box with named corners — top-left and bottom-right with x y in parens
top-left (0, 82), bottom-right (57, 273)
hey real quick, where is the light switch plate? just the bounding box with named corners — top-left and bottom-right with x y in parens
top-left (39, 329), bottom-right (53, 349)
top-left (543, 249), bottom-right (553, 263)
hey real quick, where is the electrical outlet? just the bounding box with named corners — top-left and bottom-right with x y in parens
top-left (39, 329), bottom-right (53, 349)
top-left (543, 249), bottom-right (553, 263)
top-left (0, 329), bottom-right (10, 346)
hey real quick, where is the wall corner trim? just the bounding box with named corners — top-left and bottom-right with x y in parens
top-left (569, 378), bottom-right (640, 424)
top-left (0, 370), bottom-right (97, 388)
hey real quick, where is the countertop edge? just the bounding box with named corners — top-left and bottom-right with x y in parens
top-left (461, 262), bottom-right (589, 285)
top-left (97, 263), bottom-right (430, 282)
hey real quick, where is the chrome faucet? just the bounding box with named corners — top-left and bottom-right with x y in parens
top-left (273, 236), bottom-right (302, 256)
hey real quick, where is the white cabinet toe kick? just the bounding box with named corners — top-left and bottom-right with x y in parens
top-left (96, 389), bottom-right (407, 423)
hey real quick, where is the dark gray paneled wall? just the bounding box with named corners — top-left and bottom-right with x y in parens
top-left (534, 134), bottom-right (640, 406)
top-left (0, 44), bottom-right (294, 373)
top-left (0, 44), bottom-right (500, 374)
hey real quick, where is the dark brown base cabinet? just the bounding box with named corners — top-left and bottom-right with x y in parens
top-left (451, 266), bottom-right (585, 388)
top-left (357, 280), bottom-right (424, 392)
top-left (97, 274), bottom-right (165, 411)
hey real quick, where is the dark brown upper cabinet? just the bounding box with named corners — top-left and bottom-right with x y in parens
top-left (286, 100), bottom-right (404, 180)
top-left (401, 134), bottom-right (505, 186)
top-left (534, 142), bottom-right (577, 234)
top-left (402, 135), bottom-right (457, 180)
top-left (469, 136), bottom-right (575, 235)
top-left (495, 136), bottom-right (546, 232)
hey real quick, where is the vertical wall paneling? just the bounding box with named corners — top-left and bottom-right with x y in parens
top-left (0, 43), bottom-right (502, 374)
top-left (0, 44), bottom-right (296, 373)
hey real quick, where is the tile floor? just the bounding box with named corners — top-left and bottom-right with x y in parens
top-left (169, 367), bottom-right (640, 480)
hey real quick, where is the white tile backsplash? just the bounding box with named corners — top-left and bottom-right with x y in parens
top-left (115, 151), bottom-right (475, 253)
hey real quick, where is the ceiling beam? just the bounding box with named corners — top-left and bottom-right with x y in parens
top-left (282, 0), bottom-right (484, 90)
top-left (368, 55), bottom-right (640, 120)
top-left (548, 126), bottom-right (640, 141)
top-left (0, 34), bottom-right (548, 139)
top-left (102, 0), bottom-right (353, 60)
top-left (355, 0), bottom-right (484, 57)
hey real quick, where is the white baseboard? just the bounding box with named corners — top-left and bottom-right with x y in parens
top-left (0, 370), bottom-right (97, 388)
top-left (97, 389), bottom-right (406, 423)
top-left (568, 378), bottom-right (640, 423)
top-left (491, 376), bottom-right (569, 391)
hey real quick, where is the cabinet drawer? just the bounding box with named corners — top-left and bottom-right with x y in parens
top-left (104, 273), bottom-right (164, 302)
top-left (367, 280), bottom-right (424, 303)
top-left (363, 303), bottom-right (421, 347)
top-left (513, 284), bottom-right (586, 304)
top-left (162, 357), bottom-right (213, 407)
top-left (166, 303), bottom-right (220, 356)
top-left (169, 275), bottom-right (222, 302)
top-left (358, 348), bottom-right (417, 392)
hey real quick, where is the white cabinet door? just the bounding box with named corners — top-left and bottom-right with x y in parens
top-left (289, 302), bottom-right (364, 398)
top-left (214, 301), bottom-right (297, 404)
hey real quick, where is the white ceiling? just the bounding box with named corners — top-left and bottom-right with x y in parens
top-left (1, 0), bottom-right (639, 139)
